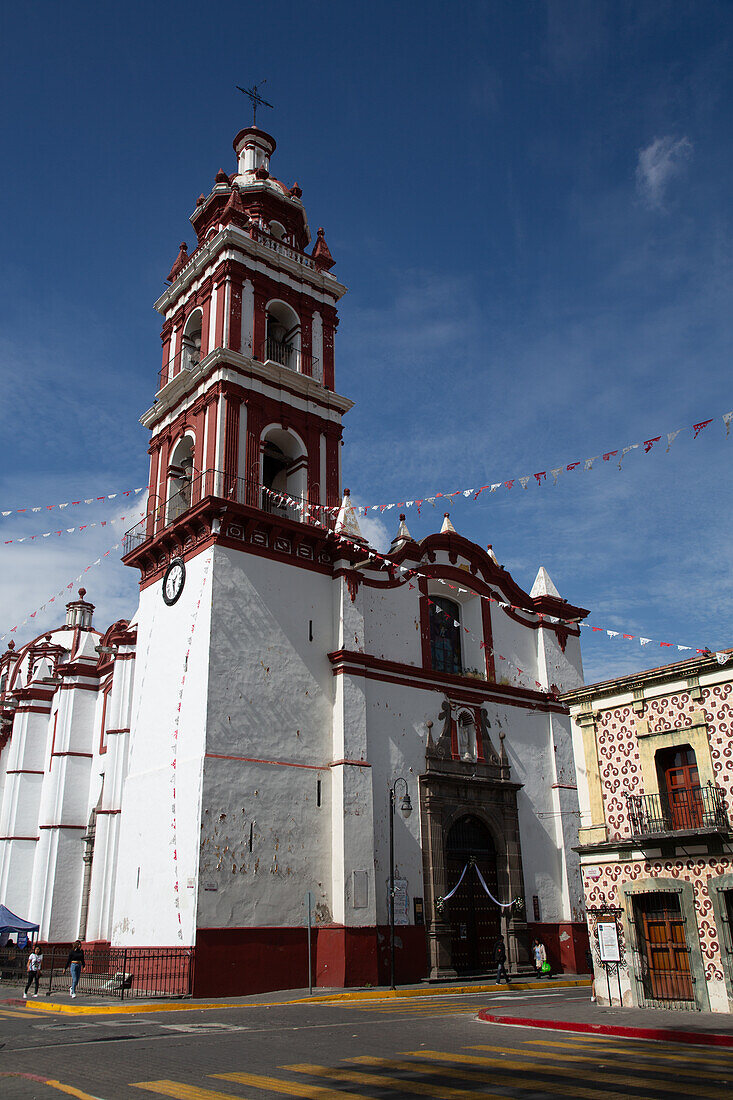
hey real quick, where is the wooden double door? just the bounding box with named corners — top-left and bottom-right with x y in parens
top-left (635, 893), bottom-right (693, 1002)
top-left (445, 816), bottom-right (500, 975)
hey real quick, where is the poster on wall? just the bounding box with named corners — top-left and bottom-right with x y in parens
top-left (597, 921), bottom-right (620, 963)
top-left (391, 879), bottom-right (409, 925)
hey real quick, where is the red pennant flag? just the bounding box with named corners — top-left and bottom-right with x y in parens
top-left (643, 437), bottom-right (661, 453)
top-left (603, 451), bottom-right (618, 461)
top-left (474, 486), bottom-right (488, 500)
top-left (592, 626), bottom-right (603, 632)
top-left (504, 480), bottom-right (514, 490)
top-left (693, 419), bottom-right (713, 438)
top-left (534, 471), bottom-right (546, 484)
top-left (660, 642), bottom-right (672, 647)
top-left (623, 634), bottom-right (634, 639)
top-left (566, 462), bottom-right (581, 472)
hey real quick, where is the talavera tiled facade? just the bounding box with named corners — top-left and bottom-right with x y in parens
top-left (564, 652), bottom-right (733, 1013)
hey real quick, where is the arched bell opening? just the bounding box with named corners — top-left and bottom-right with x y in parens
top-left (180, 308), bottom-right (202, 373)
top-left (166, 434), bottom-right (196, 524)
top-left (444, 815), bottom-right (500, 975)
top-left (260, 426), bottom-right (308, 520)
top-left (264, 300), bottom-right (301, 372)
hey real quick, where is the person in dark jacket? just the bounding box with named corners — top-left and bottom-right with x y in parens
top-left (65, 940), bottom-right (85, 998)
top-left (493, 936), bottom-right (511, 985)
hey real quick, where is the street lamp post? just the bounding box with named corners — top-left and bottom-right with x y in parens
top-left (388, 777), bottom-right (413, 991)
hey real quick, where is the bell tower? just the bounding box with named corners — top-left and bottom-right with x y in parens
top-left (124, 124), bottom-right (350, 575)
top-left (114, 127), bottom-right (361, 954)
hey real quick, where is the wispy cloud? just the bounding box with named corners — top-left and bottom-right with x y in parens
top-left (636, 135), bottom-right (693, 210)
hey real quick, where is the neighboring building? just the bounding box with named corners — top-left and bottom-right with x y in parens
top-left (0, 124), bottom-right (591, 996)
top-left (564, 652), bottom-right (733, 1013)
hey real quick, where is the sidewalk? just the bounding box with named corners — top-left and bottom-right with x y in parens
top-left (1, 974), bottom-right (590, 1016)
top-left (477, 994), bottom-right (733, 1047)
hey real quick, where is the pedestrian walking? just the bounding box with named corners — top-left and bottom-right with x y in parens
top-left (493, 936), bottom-right (511, 985)
top-left (585, 947), bottom-right (596, 1002)
top-left (23, 946), bottom-right (43, 998)
top-left (65, 940), bottom-right (85, 998)
top-left (532, 937), bottom-right (548, 977)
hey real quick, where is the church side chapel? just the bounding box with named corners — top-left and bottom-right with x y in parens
top-left (0, 122), bottom-right (590, 996)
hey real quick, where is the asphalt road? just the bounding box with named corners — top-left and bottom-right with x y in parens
top-left (1, 986), bottom-right (732, 1100)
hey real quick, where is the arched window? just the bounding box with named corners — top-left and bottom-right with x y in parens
top-left (265, 300), bottom-right (301, 371)
top-left (429, 596), bottom-right (462, 675)
top-left (260, 427), bottom-right (308, 520)
top-left (166, 435), bottom-right (195, 524)
top-left (180, 309), bottom-right (202, 373)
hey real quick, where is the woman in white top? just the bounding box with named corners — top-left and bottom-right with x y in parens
top-left (23, 947), bottom-right (43, 997)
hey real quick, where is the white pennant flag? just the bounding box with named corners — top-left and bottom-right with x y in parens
top-left (639, 637), bottom-right (651, 646)
top-left (715, 652), bottom-right (731, 665)
top-left (666, 429), bottom-right (682, 452)
top-left (519, 476), bottom-right (530, 490)
top-left (677, 645), bottom-right (692, 651)
top-left (491, 483), bottom-right (501, 492)
top-left (618, 444), bottom-right (639, 468)
top-left (584, 455), bottom-right (600, 471)
top-left (723, 412), bottom-right (733, 437)
top-left (607, 630), bottom-right (619, 638)
top-left (550, 467), bottom-right (563, 484)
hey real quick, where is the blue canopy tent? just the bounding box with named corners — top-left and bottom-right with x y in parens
top-left (0, 905), bottom-right (39, 944)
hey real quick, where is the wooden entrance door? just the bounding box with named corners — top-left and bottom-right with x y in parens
top-left (662, 747), bottom-right (703, 829)
top-left (635, 893), bottom-right (693, 1002)
top-left (445, 816), bottom-right (500, 974)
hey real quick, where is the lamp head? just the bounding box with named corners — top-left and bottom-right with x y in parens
top-left (400, 793), bottom-right (413, 819)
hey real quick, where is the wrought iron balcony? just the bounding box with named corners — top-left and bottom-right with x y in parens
top-left (122, 470), bottom-right (337, 557)
top-left (260, 338), bottom-right (319, 376)
top-left (626, 785), bottom-right (729, 838)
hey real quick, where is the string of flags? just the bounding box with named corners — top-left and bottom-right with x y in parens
top-left (259, 408), bottom-right (730, 518)
top-left (0, 540), bottom-right (124, 642)
top-left (263, 485), bottom-right (730, 667)
top-left (0, 487), bottom-right (144, 520)
top-left (2, 509), bottom-right (146, 546)
top-left (170, 554), bottom-right (212, 940)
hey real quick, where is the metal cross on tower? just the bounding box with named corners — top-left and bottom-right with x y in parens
top-left (236, 80), bottom-right (274, 126)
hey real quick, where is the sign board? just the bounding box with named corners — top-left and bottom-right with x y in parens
top-left (597, 921), bottom-right (620, 963)
top-left (584, 865), bottom-right (602, 882)
top-left (392, 878), bottom-right (409, 925)
top-left (413, 897), bottom-right (424, 926)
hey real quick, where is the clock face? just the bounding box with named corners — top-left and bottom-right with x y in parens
top-left (162, 558), bottom-right (186, 605)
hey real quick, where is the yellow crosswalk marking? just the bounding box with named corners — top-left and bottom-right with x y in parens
top-left (282, 1063), bottom-right (509, 1098)
top-left (214, 1071), bottom-right (374, 1099)
top-left (133, 1084), bottom-right (241, 1100)
top-left (468, 1042), bottom-right (733, 1082)
top-left (524, 1037), bottom-right (733, 1066)
top-left (349, 1054), bottom-right (628, 1100)
top-left (404, 1049), bottom-right (725, 1097)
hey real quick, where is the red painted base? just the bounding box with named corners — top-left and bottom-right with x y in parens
top-left (193, 925), bottom-right (429, 998)
top-left (525, 921), bottom-right (589, 974)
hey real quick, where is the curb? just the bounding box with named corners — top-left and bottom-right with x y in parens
top-left (476, 1010), bottom-right (733, 1048)
top-left (3, 978), bottom-right (590, 1017)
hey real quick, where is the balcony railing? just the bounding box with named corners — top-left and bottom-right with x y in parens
top-left (122, 470), bottom-right (338, 556)
top-left (626, 785), bottom-right (729, 838)
top-left (250, 227), bottom-right (317, 271)
top-left (260, 338), bottom-right (318, 377)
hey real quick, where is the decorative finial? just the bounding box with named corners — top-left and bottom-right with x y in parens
top-left (215, 168), bottom-right (229, 185)
top-left (78, 588), bottom-right (86, 600)
top-left (312, 227), bottom-right (335, 271)
top-left (196, 193), bottom-right (205, 206)
top-left (7, 640), bottom-right (15, 650)
top-left (255, 162), bottom-right (269, 180)
top-left (166, 242), bottom-right (189, 284)
top-left (289, 182), bottom-right (302, 199)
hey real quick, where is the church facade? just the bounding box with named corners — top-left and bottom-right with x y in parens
top-left (0, 126), bottom-right (590, 996)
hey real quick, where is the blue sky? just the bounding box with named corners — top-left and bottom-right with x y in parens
top-left (1, 1), bottom-right (732, 682)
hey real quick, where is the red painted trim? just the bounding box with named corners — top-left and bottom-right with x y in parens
top-left (105, 728), bottom-right (130, 735)
top-left (51, 751), bottom-right (93, 759)
top-left (6, 769), bottom-right (44, 775)
top-left (15, 705), bottom-right (52, 714)
top-left (481, 590), bottom-right (496, 682)
top-left (95, 809), bottom-right (121, 816)
top-left (223, 396), bottom-right (240, 488)
top-left (113, 653), bottom-right (135, 662)
top-left (49, 711), bottom-right (58, 763)
top-left (56, 682), bottom-right (100, 693)
top-left (552, 783), bottom-right (578, 789)
top-left (205, 395), bottom-right (218, 477)
top-left (328, 649), bottom-right (565, 712)
top-left (99, 680), bottom-right (111, 756)
top-left (418, 577), bottom-right (432, 669)
top-left (205, 752), bottom-right (325, 771)
top-left (476, 1011), bottom-right (733, 1048)
top-left (229, 278), bottom-right (242, 352)
top-left (39, 824), bottom-right (86, 830)
top-left (330, 759), bottom-right (371, 768)
top-left (215, 277), bottom-right (226, 349)
top-left (0, 835), bottom-right (39, 841)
